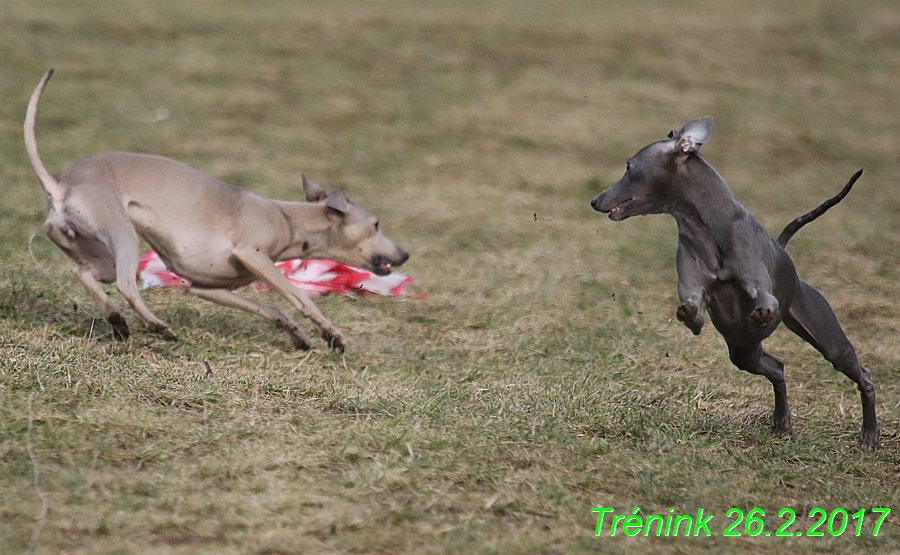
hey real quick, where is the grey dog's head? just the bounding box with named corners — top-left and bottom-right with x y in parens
top-left (590, 116), bottom-right (713, 220)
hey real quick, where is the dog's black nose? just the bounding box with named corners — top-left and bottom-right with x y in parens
top-left (590, 196), bottom-right (599, 210)
top-left (398, 250), bottom-right (410, 265)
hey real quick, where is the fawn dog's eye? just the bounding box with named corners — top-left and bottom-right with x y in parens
top-left (374, 221), bottom-right (380, 232)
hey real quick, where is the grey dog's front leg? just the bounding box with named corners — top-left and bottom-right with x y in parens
top-left (676, 288), bottom-right (706, 335)
top-left (737, 270), bottom-right (779, 328)
top-left (727, 245), bottom-right (781, 328)
top-left (675, 248), bottom-right (708, 335)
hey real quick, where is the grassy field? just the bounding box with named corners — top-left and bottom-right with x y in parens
top-left (2, 0), bottom-right (900, 553)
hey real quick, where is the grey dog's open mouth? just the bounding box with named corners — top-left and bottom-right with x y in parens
top-left (608, 198), bottom-right (634, 220)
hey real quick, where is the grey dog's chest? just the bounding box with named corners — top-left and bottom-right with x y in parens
top-left (679, 216), bottom-right (774, 282)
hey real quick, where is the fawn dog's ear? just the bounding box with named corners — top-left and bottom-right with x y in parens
top-left (325, 188), bottom-right (350, 214)
top-left (302, 174), bottom-right (328, 203)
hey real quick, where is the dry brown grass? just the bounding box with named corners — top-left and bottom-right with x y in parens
top-left (2, 0), bottom-right (900, 553)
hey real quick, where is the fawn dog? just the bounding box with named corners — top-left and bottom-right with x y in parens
top-left (25, 70), bottom-right (409, 351)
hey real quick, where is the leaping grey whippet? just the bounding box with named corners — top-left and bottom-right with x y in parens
top-left (591, 116), bottom-right (878, 449)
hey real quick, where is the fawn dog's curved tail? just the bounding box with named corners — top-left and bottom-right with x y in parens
top-left (24, 69), bottom-right (64, 206)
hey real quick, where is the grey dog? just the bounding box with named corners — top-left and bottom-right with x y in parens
top-left (590, 116), bottom-right (878, 449)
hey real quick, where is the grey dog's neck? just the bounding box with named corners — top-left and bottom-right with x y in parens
top-left (670, 156), bottom-right (749, 242)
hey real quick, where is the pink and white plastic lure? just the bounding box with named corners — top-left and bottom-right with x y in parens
top-left (137, 251), bottom-right (415, 298)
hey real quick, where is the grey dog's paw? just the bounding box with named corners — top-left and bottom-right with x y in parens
top-left (748, 306), bottom-right (773, 328)
top-left (676, 302), bottom-right (698, 322)
top-left (676, 303), bottom-right (703, 335)
top-left (770, 410), bottom-right (792, 434)
top-left (859, 425), bottom-right (881, 451)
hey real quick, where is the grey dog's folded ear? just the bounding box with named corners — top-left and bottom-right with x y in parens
top-left (670, 116), bottom-right (713, 154)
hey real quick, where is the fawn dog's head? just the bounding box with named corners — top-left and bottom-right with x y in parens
top-left (301, 175), bottom-right (409, 275)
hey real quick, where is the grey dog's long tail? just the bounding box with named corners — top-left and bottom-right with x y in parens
top-left (776, 169), bottom-right (863, 248)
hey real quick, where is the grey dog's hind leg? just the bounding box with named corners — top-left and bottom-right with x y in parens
top-left (782, 280), bottom-right (879, 449)
top-left (727, 342), bottom-right (791, 432)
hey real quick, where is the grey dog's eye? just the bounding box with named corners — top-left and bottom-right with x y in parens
top-left (626, 162), bottom-right (632, 171)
